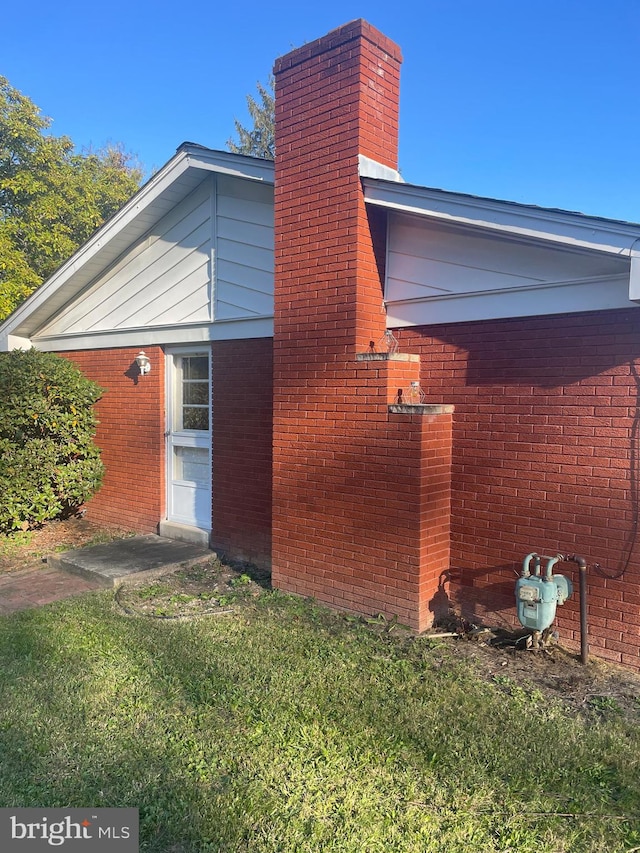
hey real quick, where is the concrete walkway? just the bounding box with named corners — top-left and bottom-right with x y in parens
top-left (0, 535), bottom-right (212, 615)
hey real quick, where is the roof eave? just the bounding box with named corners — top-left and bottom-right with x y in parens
top-left (362, 177), bottom-right (640, 258)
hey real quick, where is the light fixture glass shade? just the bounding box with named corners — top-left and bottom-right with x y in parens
top-left (135, 351), bottom-right (151, 375)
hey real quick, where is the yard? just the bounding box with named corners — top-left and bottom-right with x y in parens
top-left (0, 535), bottom-right (639, 852)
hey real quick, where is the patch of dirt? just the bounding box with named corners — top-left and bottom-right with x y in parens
top-left (420, 622), bottom-right (640, 724)
top-left (0, 517), bottom-right (134, 574)
top-left (114, 557), bottom-right (271, 619)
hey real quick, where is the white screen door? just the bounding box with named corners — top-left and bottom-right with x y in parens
top-left (166, 349), bottom-right (211, 530)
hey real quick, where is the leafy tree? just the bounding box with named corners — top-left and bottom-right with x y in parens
top-left (227, 77), bottom-right (275, 160)
top-left (0, 77), bottom-right (142, 321)
top-left (0, 349), bottom-right (104, 532)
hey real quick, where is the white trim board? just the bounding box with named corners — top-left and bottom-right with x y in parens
top-left (28, 317), bottom-right (275, 352)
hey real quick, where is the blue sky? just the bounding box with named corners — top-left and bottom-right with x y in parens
top-left (4, 0), bottom-right (640, 222)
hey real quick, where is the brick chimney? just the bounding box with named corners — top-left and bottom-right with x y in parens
top-left (273, 19), bottom-right (401, 354)
top-left (272, 20), bottom-right (453, 631)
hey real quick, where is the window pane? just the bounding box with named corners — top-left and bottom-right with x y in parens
top-left (183, 407), bottom-right (209, 431)
top-left (183, 356), bottom-right (208, 381)
top-left (183, 382), bottom-right (209, 405)
top-left (174, 446), bottom-right (209, 484)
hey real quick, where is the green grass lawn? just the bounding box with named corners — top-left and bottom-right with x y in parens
top-left (0, 589), bottom-right (639, 852)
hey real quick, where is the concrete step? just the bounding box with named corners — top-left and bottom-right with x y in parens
top-left (47, 534), bottom-right (212, 588)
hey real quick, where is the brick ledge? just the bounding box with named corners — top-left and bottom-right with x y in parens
top-left (356, 352), bottom-right (420, 362)
top-left (388, 404), bottom-right (454, 415)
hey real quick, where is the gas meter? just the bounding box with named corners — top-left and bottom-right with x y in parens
top-left (516, 553), bottom-right (573, 632)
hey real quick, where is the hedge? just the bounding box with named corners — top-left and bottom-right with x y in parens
top-left (0, 349), bottom-right (105, 532)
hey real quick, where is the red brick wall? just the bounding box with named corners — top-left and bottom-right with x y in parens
top-left (272, 20), bottom-right (453, 631)
top-left (401, 308), bottom-right (640, 668)
top-left (62, 347), bottom-right (165, 532)
top-left (211, 338), bottom-right (273, 567)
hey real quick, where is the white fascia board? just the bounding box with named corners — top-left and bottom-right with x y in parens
top-left (363, 179), bottom-right (640, 257)
top-left (29, 317), bottom-right (275, 352)
top-left (182, 146), bottom-right (274, 184)
top-left (0, 334), bottom-right (32, 352)
top-left (630, 251), bottom-right (640, 302)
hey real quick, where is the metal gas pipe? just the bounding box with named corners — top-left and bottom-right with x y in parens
top-left (561, 554), bottom-right (589, 665)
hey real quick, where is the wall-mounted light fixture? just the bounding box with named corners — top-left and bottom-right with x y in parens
top-left (135, 351), bottom-right (151, 375)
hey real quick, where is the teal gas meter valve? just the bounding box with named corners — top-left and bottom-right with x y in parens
top-left (516, 553), bottom-right (573, 632)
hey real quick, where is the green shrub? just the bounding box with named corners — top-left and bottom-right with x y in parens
top-left (0, 349), bottom-right (105, 532)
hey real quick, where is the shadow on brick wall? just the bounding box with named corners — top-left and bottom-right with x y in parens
top-left (433, 564), bottom-right (519, 631)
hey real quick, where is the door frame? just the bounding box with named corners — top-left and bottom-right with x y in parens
top-left (164, 345), bottom-right (212, 532)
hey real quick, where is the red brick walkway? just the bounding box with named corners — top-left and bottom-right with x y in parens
top-left (0, 565), bottom-right (102, 615)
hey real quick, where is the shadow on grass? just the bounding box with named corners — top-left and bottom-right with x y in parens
top-left (0, 591), bottom-right (639, 852)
